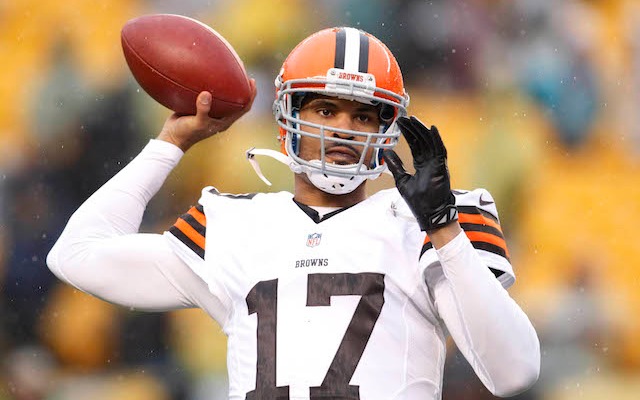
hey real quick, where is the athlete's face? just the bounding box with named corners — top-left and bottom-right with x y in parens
top-left (297, 95), bottom-right (381, 166)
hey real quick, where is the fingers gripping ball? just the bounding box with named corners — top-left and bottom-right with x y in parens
top-left (121, 14), bottom-right (252, 118)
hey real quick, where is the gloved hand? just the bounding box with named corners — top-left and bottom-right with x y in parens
top-left (383, 116), bottom-right (458, 232)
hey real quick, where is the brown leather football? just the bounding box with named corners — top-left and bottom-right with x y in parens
top-left (121, 14), bottom-right (251, 118)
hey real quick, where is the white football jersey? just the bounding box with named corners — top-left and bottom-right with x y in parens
top-left (165, 187), bottom-right (514, 400)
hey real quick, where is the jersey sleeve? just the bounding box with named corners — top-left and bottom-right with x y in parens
top-left (420, 188), bottom-right (515, 288)
top-left (164, 186), bottom-right (221, 276)
top-left (165, 187), bottom-right (258, 261)
top-left (163, 186), bottom-right (257, 328)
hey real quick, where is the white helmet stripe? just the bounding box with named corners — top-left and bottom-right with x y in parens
top-left (334, 27), bottom-right (370, 73)
top-left (343, 27), bottom-right (362, 72)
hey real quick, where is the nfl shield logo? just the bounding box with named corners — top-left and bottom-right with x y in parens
top-left (306, 233), bottom-right (322, 247)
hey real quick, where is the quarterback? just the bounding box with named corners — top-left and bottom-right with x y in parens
top-left (47, 27), bottom-right (539, 399)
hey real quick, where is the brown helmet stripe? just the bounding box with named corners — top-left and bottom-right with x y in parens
top-left (358, 31), bottom-right (369, 72)
top-left (334, 28), bottom-right (346, 69)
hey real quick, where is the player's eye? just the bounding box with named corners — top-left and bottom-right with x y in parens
top-left (357, 112), bottom-right (381, 126)
top-left (356, 114), bottom-right (370, 123)
top-left (318, 108), bottom-right (333, 117)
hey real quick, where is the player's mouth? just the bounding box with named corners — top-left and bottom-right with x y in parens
top-left (325, 145), bottom-right (361, 165)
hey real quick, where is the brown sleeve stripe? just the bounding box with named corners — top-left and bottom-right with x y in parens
top-left (472, 241), bottom-right (509, 261)
top-left (465, 231), bottom-right (509, 257)
top-left (168, 206), bottom-right (206, 259)
top-left (458, 205), bottom-right (499, 223)
top-left (459, 222), bottom-right (504, 239)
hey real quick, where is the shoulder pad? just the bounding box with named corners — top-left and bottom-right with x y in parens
top-left (452, 188), bottom-right (499, 220)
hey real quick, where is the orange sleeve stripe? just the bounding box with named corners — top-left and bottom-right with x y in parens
top-left (187, 207), bottom-right (206, 227)
top-left (422, 229), bottom-right (510, 258)
top-left (458, 212), bottom-right (503, 232)
top-left (174, 218), bottom-right (205, 250)
top-left (465, 231), bottom-right (509, 255)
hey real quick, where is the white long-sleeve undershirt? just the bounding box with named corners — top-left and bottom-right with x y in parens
top-left (46, 139), bottom-right (227, 319)
top-left (424, 232), bottom-right (540, 396)
top-left (47, 139), bottom-right (539, 397)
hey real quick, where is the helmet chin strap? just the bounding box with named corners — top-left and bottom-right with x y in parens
top-left (246, 147), bottom-right (386, 195)
top-left (304, 162), bottom-right (368, 195)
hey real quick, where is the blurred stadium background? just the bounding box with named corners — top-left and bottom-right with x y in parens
top-left (1, 0), bottom-right (640, 399)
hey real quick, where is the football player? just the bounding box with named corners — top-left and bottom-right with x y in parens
top-left (47, 27), bottom-right (539, 399)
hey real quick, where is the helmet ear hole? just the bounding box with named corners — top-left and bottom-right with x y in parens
top-left (290, 108), bottom-right (301, 155)
top-left (293, 93), bottom-right (307, 109)
top-left (380, 104), bottom-right (395, 122)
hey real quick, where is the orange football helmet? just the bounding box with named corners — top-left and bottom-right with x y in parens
top-left (247, 27), bottom-right (409, 194)
top-left (275, 27), bottom-right (409, 191)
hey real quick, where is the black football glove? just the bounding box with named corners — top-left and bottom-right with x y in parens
top-left (383, 116), bottom-right (458, 232)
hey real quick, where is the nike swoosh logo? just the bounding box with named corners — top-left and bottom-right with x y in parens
top-left (479, 193), bottom-right (494, 206)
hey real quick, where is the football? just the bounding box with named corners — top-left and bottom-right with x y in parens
top-left (121, 14), bottom-right (252, 118)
